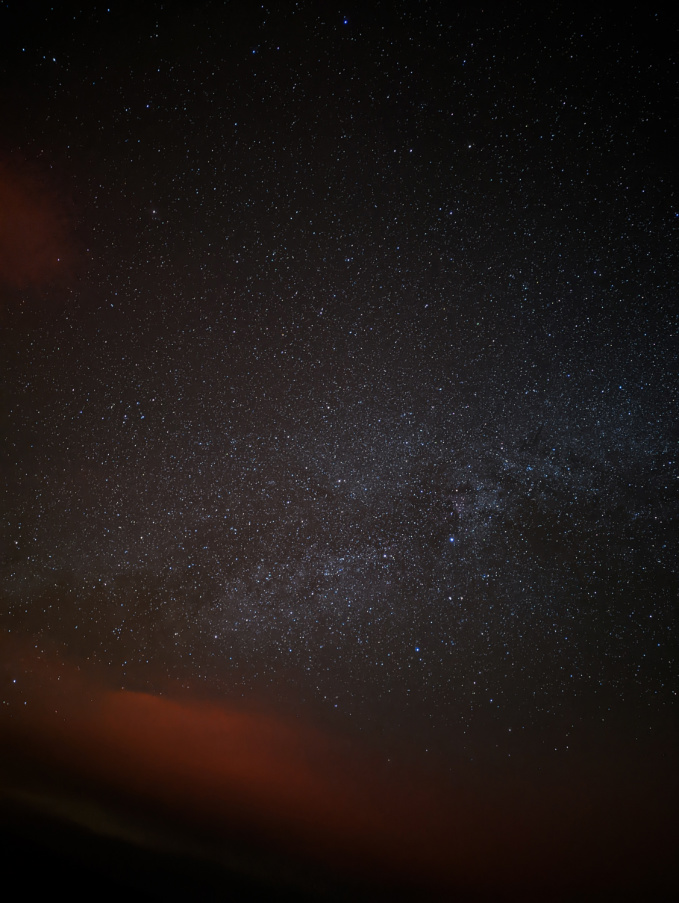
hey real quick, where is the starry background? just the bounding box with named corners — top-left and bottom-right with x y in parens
top-left (0, 1), bottom-right (678, 898)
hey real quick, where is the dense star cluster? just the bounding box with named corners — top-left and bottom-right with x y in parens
top-left (1, 0), bottom-right (677, 847)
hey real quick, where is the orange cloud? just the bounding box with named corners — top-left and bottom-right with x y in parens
top-left (0, 156), bottom-right (79, 303)
top-left (1, 633), bottom-right (677, 899)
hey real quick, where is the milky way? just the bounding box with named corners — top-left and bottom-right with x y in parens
top-left (1, 3), bottom-right (677, 898)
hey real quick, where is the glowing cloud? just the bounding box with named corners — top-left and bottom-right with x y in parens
top-left (0, 157), bottom-right (78, 303)
top-left (1, 635), bottom-right (676, 899)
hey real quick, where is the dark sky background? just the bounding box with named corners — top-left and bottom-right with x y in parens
top-left (1, 2), bottom-right (678, 900)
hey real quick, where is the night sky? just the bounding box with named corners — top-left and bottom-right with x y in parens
top-left (1, 3), bottom-right (678, 900)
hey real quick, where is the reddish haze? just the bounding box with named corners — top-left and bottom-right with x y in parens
top-left (0, 635), bottom-right (676, 899)
top-left (0, 157), bottom-right (79, 303)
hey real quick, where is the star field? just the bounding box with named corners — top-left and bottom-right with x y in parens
top-left (0, 3), bottom-right (678, 897)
